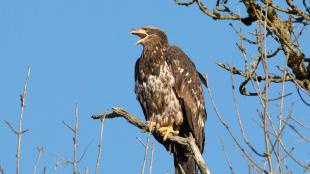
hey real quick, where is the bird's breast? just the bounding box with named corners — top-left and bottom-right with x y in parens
top-left (135, 63), bottom-right (183, 127)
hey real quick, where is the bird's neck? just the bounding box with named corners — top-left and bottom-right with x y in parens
top-left (140, 43), bottom-right (168, 76)
top-left (142, 43), bottom-right (168, 60)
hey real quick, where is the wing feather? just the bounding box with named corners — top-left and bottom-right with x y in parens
top-left (134, 58), bottom-right (148, 120)
top-left (165, 46), bottom-right (207, 152)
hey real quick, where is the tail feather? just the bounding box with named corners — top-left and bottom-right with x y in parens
top-left (173, 144), bottom-right (197, 174)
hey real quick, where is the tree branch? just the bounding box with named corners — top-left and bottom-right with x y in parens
top-left (174, 0), bottom-right (310, 93)
top-left (95, 116), bottom-right (106, 174)
top-left (33, 147), bottom-right (44, 174)
top-left (91, 107), bottom-right (211, 174)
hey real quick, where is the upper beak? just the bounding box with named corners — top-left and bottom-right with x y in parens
top-left (131, 28), bottom-right (147, 45)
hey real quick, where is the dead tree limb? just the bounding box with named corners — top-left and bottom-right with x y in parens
top-left (63, 104), bottom-right (80, 174)
top-left (95, 116), bottom-right (106, 174)
top-left (137, 133), bottom-right (151, 174)
top-left (3, 67), bottom-right (31, 174)
top-left (91, 107), bottom-right (211, 174)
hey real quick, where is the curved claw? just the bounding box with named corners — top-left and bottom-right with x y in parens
top-left (158, 125), bottom-right (179, 141)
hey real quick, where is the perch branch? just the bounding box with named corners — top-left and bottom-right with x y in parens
top-left (91, 107), bottom-right (211, 174)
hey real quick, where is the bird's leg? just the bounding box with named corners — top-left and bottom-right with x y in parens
top-left (157, 125), bottom-right (179, 141)
top-left (143, 121), bottom-right (157, 133)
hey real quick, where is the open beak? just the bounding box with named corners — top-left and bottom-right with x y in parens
top-left (131, 28), bottom-right (148, 45)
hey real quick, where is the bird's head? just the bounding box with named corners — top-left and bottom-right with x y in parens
top-left (131, 26), bottom-right (168, 47)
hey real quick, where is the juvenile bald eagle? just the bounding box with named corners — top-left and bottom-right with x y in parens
top-left (132, 26), bottom-right (206, 174)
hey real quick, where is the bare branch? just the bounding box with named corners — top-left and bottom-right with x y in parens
top-left (262, 6), bottom-right (273, 172)
top-left (149, 142), bottom-right (155, 174)
top-left (278, 139), bottom-right (309, 169)
top-left (175, 0), bottom-right (195, 6)
top-left (230, 74), bottom-right (265, 157)
top-left (174, 0), bottom-right (310, 92)
top-left (139, 133), bottom-right (151, 174)
top-left (54, 154), bottom-right (73, 170)
top-left (286, 0), bottom-right (310, 20)
top-left (73, 104), bottom-right (79, 174)
top-left (196, 0), bottom-right (240, 20)
top-left (4, 120), bottom-right (18, 134)
top-left (203, 74), bottom-right (267, 173)
top-left (297, 86), bottom-right (310, 106)
top-left (283, 121), bottom-right (310, 143)
top-left (62, 104), bottom-right (80, 174)
top-left (16, 66), bottom-right (31, 174)
top-left (216, 63), bottom-right (292, 83)
top-left (91, 108), bottom-right (211, 174)
top-left (229, 23), bottom-right (257, 45)
top-left (95, 116), bottom-right (106, 174)
top-left (303, 0), bottom-right (310, 14)
top-left (290, 116), bottom-right (310, 131)
top-left (220, 138), bottom-right (235, 174)
top-left (62, 121), bottom-right (75, 132)
top-left (33, 147), bottom-right (44, 174)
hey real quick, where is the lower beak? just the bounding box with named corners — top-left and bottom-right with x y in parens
top-left (131, 28), bottom-right (147, 45)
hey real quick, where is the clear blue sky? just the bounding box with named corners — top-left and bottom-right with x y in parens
top-left (0, 0), bottom-right (309, 174)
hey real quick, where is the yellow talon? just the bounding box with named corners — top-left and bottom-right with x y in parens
top-left (157, 125), bottom-right (179, 141)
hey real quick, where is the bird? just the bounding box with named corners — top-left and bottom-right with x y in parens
top-left (131, 26), bottom-right (207, 174)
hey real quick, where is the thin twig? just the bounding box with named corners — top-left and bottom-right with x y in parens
top-left (262, 4), bottom-right (273, 172)
top-left (220, 138), bottom-right (235, 174)
top-left (33, 147), bottom-right (44, 174)
top-left (63, 104), bottom-right (80, 173)
top-left (73, 104), bottom-right (79, 174)
top-left (297, 87), bottom-right (310, 106)
top-left (63, 121), bottom-right (75, 132)
top-left (230, 74), bottom-right (265, 157)
top-left (282, 120), bottom-right (310, 143)
top-left (4, 120), bottom-right (18, 134)
top-left (149, 142), bottom-right (155, 174)
top-left (139, 133), bottom-right (151, 174)
top-left (278, 138), bottom-right (309, 169)
top-left (16, 66), bottom-right (31, 174)
top-left (290, 116), bottom-right (310, 130)
top-left (203, 74), bottom-right (267, 173)
top-left (77, 140), bottom-right (93, 164)
top-left (95, 116), bottom-right (106, 174)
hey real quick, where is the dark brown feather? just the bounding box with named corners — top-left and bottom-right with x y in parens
top-left (166, 46), bottom-right (207, 153)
